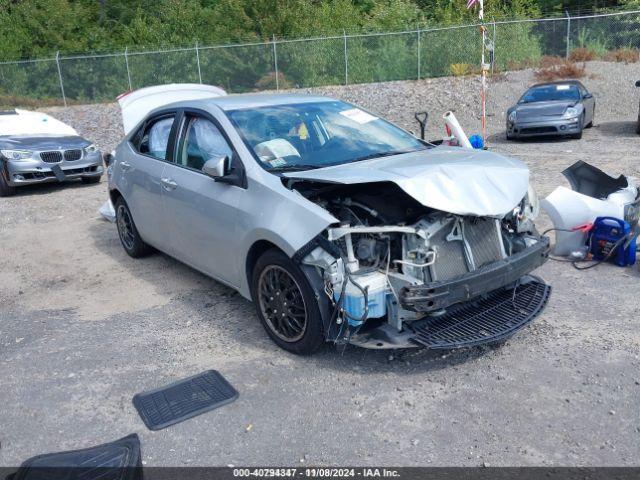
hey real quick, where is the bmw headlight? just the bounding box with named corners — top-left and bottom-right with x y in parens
top-left (508, 111), bottom-right (517, 123)
top-left (564, 106), bottom-right (579, 118)
top-left (84, 144), bottom-right (97, 154)
top-left (1, 149), bottom-right (32, 161)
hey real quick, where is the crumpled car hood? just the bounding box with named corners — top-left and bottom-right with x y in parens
top-left (284, 146), bottom-right (530, 216)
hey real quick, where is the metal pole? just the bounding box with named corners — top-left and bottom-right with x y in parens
top-left (272, 35), bottom-right (279, 91)
top-left (492, 19), bottom-right (497, 76)
top-left (480, 0), bottom-right (486, 143)
top-left (124, 47), bottom-right (132, 90)
top-left (565, 10), bottom-right (571, 59)
top-left (55, 51), bottom-right (67, 107)
top-left (417, 28), bottom-right (421, 80)
top-left (195, 41), bottom-right (202, 83)
top-left (343, 30), bottom-right (348, 85)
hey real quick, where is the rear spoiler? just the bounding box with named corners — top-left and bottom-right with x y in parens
top-left (118, 83), bottom-right (227, 135)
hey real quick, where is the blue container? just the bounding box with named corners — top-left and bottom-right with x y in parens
top-left (334, 273), bottom-right (388, 327)
top-left (468, 134), bottom-right (484, 149)
top-left (589, 216), bottom-right (636, 267)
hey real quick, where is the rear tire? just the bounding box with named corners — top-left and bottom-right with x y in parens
top-left (115, 197), bottom-right (152, 258)
top-left (81, 176), bottom-right (101, 185)
top-left (251, 249), bottom-right (324, 355)
top-left (0, 169), bottom-right (16, 197)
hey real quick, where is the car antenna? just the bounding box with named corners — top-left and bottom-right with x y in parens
top-left (414, 111), bottom-right (428, 140)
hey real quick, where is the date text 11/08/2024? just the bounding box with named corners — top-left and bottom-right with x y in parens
top-left (232, 468), bottom-right (400, 477)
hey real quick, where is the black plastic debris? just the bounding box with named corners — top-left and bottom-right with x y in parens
top-left (133, 370), bottom-right (238, 431)
top-left (562, 160), bottom-right (628, 200)
top-left (7, 433), bottom-right (142, 480)
top-left (50, 164), bottom-right (66, 183)
top-left (411, 277), bottom-right (551, 349)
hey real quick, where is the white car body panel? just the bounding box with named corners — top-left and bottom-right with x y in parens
top-left (117, 84), bottom-right (227, 135)
top-left (0, 109), bottom-right (77, 136)
top-left (541, 185), bottom-right (634, 255)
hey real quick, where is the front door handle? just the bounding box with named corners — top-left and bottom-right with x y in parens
top-left (120, 161), bottom-right (132, 172)
top-left (161, 177), bottom-right (178, 191)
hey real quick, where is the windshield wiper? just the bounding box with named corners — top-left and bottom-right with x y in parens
top-left (348, 149), bottom-right (421, 164)
top-left (270, 164), bottom-right (322, 173)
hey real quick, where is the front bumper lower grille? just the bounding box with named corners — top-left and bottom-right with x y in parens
top-left (520, 126), bottom-right (558, 135)
top-left (410, 275), bottom-right (551, 349)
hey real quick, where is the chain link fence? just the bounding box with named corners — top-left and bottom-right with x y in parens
top-left (1, 9), bottom-right (640, 106)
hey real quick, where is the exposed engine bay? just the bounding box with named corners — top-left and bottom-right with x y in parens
top-left (290, 180), bottom-right (551, 349)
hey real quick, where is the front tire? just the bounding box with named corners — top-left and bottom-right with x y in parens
top-left (0, 169), bottom-right (16, 197)
top-left (115, 197), bottom-right (152, 258)
top-left (251, 249), bottom-right (324, 355)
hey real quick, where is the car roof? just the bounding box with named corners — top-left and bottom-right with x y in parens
top-left (529, 80), bottom-right (585, 89)
top-left (163, 93), bottom-right (337, 112)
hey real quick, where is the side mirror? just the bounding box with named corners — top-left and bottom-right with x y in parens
top-left (202, 155), bottom-right (229, 178)
top-left (635, 80), bottom-right (640, 88)
top-left (583, 92), bottom-right (593, 99)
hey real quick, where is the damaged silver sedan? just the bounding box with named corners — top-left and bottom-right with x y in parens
top-left (108, 93), bottom-right (551, 354)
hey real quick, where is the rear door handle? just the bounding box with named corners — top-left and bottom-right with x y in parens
top-left (161, 177), bottom-right (178, 191)
top-left (120, 161), bottom-right (132, 172)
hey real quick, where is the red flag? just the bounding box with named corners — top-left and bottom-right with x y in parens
top-left (466, 0), bottom-right (479, 8)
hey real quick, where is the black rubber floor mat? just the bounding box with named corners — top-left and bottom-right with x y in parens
top-left (133, 370), bottom-right (238, 431)
top-left (410, 277), bottom-right (551, 349)
top-left (7, 434), bottom-right (142, 480)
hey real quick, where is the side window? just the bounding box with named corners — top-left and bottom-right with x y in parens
top-left (135, 116), bottom-right (175, 160)
top-left (178, 117), bottom-right (233, 171)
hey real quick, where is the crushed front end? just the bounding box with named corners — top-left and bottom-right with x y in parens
top-left (293, 182), bottom-right (551, 350)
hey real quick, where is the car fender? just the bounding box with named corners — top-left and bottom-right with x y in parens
top-left (235, 176), bottom-right (338, 299)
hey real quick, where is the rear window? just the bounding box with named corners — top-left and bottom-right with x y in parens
top-left (132, 115), bottom-right (175, 161)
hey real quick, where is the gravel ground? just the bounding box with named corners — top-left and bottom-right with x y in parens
top-left (1, 60), bottom-right (640, 467)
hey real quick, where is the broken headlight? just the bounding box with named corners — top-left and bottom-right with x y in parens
top-left (511, 184), bottom-right (539, 233)
top-left (523, 184), bottom-right (540, 221)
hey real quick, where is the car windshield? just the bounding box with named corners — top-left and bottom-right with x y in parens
top-left (519, 84), bottom-right (581, 103)
top-left (225, 101), bottom-right (428, 171)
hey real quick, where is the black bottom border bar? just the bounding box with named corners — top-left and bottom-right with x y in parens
top-left (3, 467), bottom-right (640, 480)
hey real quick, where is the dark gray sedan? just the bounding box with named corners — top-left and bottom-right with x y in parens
top-left (506, 80), bottom-right (595, 140)
top-left (0, 109), bottom-right (103, 196)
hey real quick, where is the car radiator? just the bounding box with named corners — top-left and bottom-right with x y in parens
top-left (428, 218), bottom-right (504, 283)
